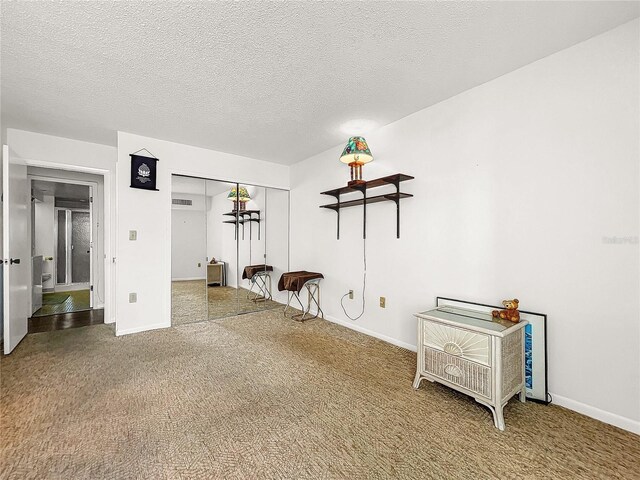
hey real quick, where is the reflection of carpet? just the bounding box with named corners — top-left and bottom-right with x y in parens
top-left (171, 280), bottom-right (282, 326)
top-left (42, 293), bottom-right (70, 305)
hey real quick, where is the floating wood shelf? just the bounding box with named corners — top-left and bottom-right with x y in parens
top-left (320, 192), bottom-right (413, 210)
top-left (223, 210), bottom-right (260, 217)
top-left (320, 173), bottom-right (414, 239)
top-left (223, 210), bottom-right (261, 240)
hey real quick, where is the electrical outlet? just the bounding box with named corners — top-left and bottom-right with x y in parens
top-left (129, 292), bottom-right (137, 303)
top-left (380, 296), bottom-right (386, 308)
top-left (129, 230), bottom-right (137, 241)
top-left (349, 290), bottom-right (354, 299)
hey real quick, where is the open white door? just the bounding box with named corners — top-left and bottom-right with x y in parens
top-left (3, 145), bottom-right (29, 354)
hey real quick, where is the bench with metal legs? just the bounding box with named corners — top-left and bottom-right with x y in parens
top-left (284, 278), bottom-right (324, 322)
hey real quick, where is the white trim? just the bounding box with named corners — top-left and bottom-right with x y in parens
top-left (551, 393), bottom-right (640, 435)
top-left (171, 277), bottom-right (206, 282)
top-left (319, 311), bottom-right (417, 352)
top-left (116, 321), bottom-right (170, 336)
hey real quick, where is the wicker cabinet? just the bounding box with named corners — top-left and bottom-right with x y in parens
top-left (413, 307), bottom-right (527, 430)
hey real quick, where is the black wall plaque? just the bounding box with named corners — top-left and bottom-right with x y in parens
top-left (130, 154), bottom-right (159, 191)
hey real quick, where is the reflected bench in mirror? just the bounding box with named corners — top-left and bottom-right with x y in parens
top-left (243, 264), bottom-right (273, 302)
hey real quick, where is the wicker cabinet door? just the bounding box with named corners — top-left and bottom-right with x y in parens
top-left (423, 320), bottom-right (491, 366)
top-left (423, 347), bottom-right (492, 400)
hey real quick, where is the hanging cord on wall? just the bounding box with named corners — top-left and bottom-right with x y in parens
top-left (340, 237), bottom-right (367, 321)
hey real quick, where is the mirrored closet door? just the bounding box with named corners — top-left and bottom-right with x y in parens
top-left (264, 187), bottom-right (290, 307)
top-left (171, 174), bottom-right (289, 326)
top-left (206, 179), bottom-right (240, 320)
top-left (207, 182), bottom-right (290, 319)
top-left (171, 176), bottom-right (207, 326)
top-left (236, 185), bottom-right (267, 315)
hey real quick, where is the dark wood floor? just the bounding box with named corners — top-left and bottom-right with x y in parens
top-left (28, 308), bottom-right (105, 334)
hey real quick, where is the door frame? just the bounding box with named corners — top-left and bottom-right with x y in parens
top-left (30, 176), bottom-right (97, 313)
top-left (23, 162), bottom-right (113, 325)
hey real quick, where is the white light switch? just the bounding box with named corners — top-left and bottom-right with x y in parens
top-left (129, 292), bottom-right (137, 303)
top-left (129, 230), bottom-right (137, 241)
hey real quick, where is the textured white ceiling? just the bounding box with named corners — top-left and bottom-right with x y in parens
top-left (2, 1), bottom-right (638, 165)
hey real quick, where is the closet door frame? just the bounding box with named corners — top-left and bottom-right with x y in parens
top-left (170, 174), bottom-right (290, 322)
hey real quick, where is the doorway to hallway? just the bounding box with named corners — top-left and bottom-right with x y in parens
top-left (29, 175), bottom-right (100, 321)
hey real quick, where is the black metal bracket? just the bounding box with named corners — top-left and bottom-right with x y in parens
top-left (223, 210), bottom-right (261, 240)
top-left (319, 174), bottom-right (413, 240)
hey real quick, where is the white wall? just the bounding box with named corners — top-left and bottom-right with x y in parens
top-left (290, 19), bottom-right (640, 432)
top-left (33, 195), bottom-right (55, 289)
top-left (116, 132), bottom-right (289, 336)
top-left (171, 191), bottom-right (207, 281)
top-left (7, 129), bottom-right (117, 322)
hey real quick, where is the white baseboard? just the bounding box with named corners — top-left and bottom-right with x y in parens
top-left (171, 277), bottom-right (206, 282)
top-left (116, 321), bottom-right (170, 336)
top-left (318, 311), bottom-right (417, 352)
top-left (551, 393), bottom-right (640, 435)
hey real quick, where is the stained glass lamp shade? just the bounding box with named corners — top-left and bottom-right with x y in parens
top-left (339, 136), bottom-right (373, 186)
top-left (228, 186), bottom-right (251, 210)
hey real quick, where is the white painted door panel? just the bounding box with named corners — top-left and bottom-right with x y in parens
top-left (3, 145), bottom-right (29, 354)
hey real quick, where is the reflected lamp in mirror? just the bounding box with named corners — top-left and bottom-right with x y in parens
top-left (228, 186), bottom-right (251, 211)
top-left (339, 136), bottom-right (373, 187)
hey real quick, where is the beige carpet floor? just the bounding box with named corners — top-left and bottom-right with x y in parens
top-left (171, 280), bottom-right (282, 326)
top-left (1, 309), bottom-right (638, 479)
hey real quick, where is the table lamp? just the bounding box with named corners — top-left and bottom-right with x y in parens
top-left (228, 186), bottom-right (251, 211)
top-left (339, 136), bottom-right (373, 187)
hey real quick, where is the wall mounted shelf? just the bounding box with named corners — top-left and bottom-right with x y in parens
top-left (320, 173), bottom-right (414, 239)
top-left (223, 210), bottom-right (261, 240)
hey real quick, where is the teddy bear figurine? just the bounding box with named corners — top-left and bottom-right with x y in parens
top-left (492, 299), bottom-right (520, 323)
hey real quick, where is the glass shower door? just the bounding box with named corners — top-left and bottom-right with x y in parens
top-left (56, 209), bottom-right (91, 285)
top-left (71, 212), bottom-right (91, 283)
top-left (56, 210), bottom-right (67, 284)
